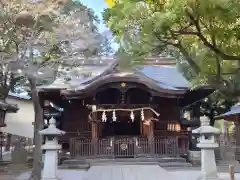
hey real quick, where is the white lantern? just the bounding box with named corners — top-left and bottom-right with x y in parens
top-left (112, 110), bottom-right (117, 122)
top-left (130, 111), bottom-right (134, 122)
top-left (101, 111), bottom-right (107, 122)
top-left (141, 109), bottom-right (144, 121)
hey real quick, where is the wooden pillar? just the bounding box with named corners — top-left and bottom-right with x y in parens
top-left (92, 121), bottom-right (98, 139)
top-left (145, 110), bottom-right (154, 156)
top-left (91, 105), bottom-right (99, 139)
top-left (149, 120), bottom-right (154, 137)
top-left (91, 105), bottom-right (98, 157)
top-left (140, 120), bottom-right (143, 136)
top-left (148, 120), bottom-right (155, 156)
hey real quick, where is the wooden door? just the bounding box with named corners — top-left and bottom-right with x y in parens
top-left (114, 136), bottom-right (135, 158)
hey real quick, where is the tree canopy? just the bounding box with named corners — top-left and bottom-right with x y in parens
top-left (103, 0), bottom-right (240, 97)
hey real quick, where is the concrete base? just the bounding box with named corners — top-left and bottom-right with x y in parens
top-left (232, 163), bottom-right (240, 173)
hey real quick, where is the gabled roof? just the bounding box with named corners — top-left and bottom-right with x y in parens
top-left (60, 70), bottom-right (186, 96)
top-left (37, 57), bottom-right (192, 95)
top-left (215, 105), bottom-right (240, 120)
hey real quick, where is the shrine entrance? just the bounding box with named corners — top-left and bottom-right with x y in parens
top-left (102, 115), bottom-right (141, 137)
top-left (101, 114), bottom-right (141, 158)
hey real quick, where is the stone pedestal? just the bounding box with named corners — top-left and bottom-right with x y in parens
top-left (41, 140), bottom-right (61, 180)
top-left (192, 116), bottom-right (220, 180)
top-left (200, 149), bottom-right (218, 180)
top-left (39, 117), bottom-right (65, 180)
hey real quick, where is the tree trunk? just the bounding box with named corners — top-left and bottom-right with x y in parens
top-left (28, 78), bottom-right (43, 180)
top-left (210, 116), bottom-right (215, 126)
top-left (209, 109), bottom-right (215, 126)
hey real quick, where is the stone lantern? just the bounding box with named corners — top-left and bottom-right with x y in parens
top-left (192, 116), bottom-right (220, 180)
top-left (0, 101), bottom-right (19, 127)
top-left (39, 117), bottom-right (65, 180)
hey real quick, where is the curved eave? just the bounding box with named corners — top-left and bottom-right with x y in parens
top-left (215, 106), bottom-right (240, 120)
top-left (180, 88), bottom-right (214, 107)
top-left (215, 114), bottom-right (239, 121)
top-left (60, 72), bottom-right (188, 97)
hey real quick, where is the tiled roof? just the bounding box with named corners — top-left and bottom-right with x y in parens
top-left (216, 105), bottom-right (240, 119)
top-left (139, 66), bottom-right (190, 89)
top-left (37, 64), bottom-right (192, 92)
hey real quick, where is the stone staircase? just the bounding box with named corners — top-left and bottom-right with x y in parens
top-left (59, 157), bottom-right (192, 169)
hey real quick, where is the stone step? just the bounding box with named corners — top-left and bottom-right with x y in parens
top-left (62, 157), bottom-right (187, 165)
top-left (59, 157), bottom-right (192, 169)
top-left (216, 160), bottom-right (239, 166)
top-left (88, 157), bottom-right (187, 163)
top-left (158, 162), bottom-right (192, 167)
top-left (58, 164), bottom-right (90, 170)
top-left (90, 161), bottom-right (192, 167)
top-left (59, 161), bottom-right (192, 170)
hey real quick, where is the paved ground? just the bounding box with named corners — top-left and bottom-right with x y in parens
top-left (16, 165), bottom-right (240, 180)
top-left (17, 170), bottom-right (87, 180)
top-left (0, 174), bottom-right (16, 180)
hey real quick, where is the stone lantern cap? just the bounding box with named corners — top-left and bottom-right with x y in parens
top-left (192, 116), bottom-right (220, 135)
top-left (39, 117), bottom-right (65, 136)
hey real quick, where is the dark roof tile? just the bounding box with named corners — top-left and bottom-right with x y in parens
top-left (139, 66), bottom-right (190, 89)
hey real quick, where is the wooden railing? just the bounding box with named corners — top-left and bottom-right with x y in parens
top-left (70, 136), bottom-right (188, 159)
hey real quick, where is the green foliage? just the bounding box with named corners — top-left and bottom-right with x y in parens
top-left (103, 0), bottom-right (240, 97)
top-left (200, 90), bottom-right (237, 125)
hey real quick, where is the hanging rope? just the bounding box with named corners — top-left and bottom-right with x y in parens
top-left (88, 107), bottom-right (160, 121)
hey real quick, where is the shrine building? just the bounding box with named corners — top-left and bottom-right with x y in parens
top-left (38, 57), bottom-right (213, 158)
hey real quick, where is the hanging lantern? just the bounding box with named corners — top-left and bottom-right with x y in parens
top-left (112, 110), bottom-right (117, 122)
top-left (101, 111), bottom-right (107, 122)
top-left (130, 111), bottom-right (134, 122)
top-left (141, 109), bottom-right (144, 121)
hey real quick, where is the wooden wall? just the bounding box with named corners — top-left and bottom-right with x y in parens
top-left (60, 101), bottom-right (91, 148)
top-left (59, 99), bottom-right (186, 148)
top-left (154, 99), bottom-right (185, 137)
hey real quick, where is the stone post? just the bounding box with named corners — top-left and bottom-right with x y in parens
top-left (223, 120), bottom-right (229, 136)
top-left (192, 116), bottom-right (220, 180)
top-left (39, 117), bottom-right (65, 180)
